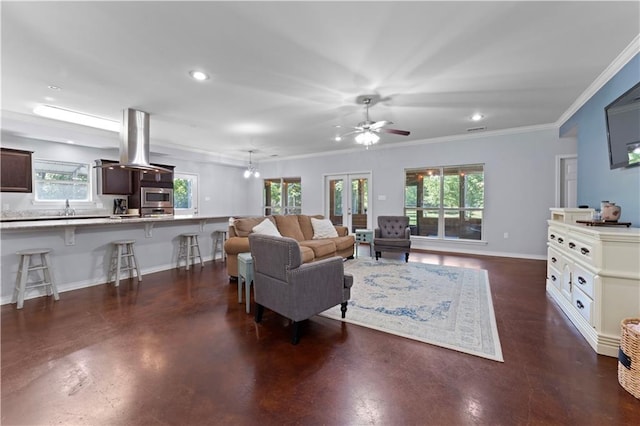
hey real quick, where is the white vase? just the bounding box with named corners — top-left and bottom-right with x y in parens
top-left (601, 202), bottom-right (622, 221)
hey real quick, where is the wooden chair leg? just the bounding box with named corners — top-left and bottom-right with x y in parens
top-left (405, 252), bottom-right (409, 262)
top-left (255, 303), bottom-right (264, 323)
top-left (375, 251), bottom-right (381, 260)
top-left (341, 302), bottom-right (348, 318)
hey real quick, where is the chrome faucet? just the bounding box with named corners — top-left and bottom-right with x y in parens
top-left (63, 199), bottom-right (76, 216)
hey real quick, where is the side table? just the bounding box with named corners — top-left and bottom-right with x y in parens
top-left (354, 229), bottom-right (374, 258)
top-left (237, 252), bottom-right (254, 313)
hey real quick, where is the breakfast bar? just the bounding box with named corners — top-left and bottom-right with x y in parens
top-left (0, 215), bottom-right (230, 305)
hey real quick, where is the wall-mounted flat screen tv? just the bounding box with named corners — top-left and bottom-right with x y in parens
top-left (605, 81), bottom-right (640, 169)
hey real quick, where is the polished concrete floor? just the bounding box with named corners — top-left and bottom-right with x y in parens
top-left (2, 247), bottom-right (639, 425)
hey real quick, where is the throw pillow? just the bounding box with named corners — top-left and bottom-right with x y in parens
top-left (274, 215), bottom-right (305, 241)
top-left (252, 218), bottom-right (282, 237)
top-left (311, 217), bottom-right (338, 239)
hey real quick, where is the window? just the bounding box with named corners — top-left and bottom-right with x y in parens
top-left (174, 172), bottom-right (198, 215)
top-left (264, 177), bottom-right (301, 216)
top-left (404, 164), bottom-right (484, 240)
top-left (34, 159), bottom-right (90, 201)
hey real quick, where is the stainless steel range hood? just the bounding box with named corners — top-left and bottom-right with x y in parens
top-left (95, 108), bottom-right (171, 173)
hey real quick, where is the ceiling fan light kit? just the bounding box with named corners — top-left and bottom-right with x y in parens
top-left (338, 96), bottom-right (410, 148)
top-left (355, 131), bottom-right (380, 148)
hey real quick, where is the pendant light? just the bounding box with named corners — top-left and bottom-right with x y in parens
top-left (244, 150), bottom-right (260, 178)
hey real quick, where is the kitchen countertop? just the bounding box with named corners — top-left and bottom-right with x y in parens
top-left (0, 215), bottom-right (229, 231)
top-left (0, 214), bottom-right (139, 222)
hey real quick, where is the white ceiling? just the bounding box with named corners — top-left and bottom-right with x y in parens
top-left (2, 1), bottom-right (639, 165)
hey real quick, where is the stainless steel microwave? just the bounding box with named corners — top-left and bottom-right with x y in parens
top-left (141, 187), bottom-right (173, 208)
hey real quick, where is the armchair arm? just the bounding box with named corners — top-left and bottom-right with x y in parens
top-left (404, 227), bottom-right (411, 239)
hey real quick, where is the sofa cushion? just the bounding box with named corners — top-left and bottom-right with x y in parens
top-left (275, 215), bottom-right (305, 241)
top-left (234, 217), bottom-right (273, 237)
top-left (299, 239), bottom-right (337, 259)
top-left (311, 217), bottom-right (339, 239)
top-left (299, 246), bottom-right (315, 263)
top-left (297, 214), bottom-right (324, 240)
top-left (252, 218), bottom-right (282, 237)
top-left (333, 235), bottom-right (356, 252)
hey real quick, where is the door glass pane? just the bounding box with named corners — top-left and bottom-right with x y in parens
top-left (351, 177), bottom-right (368, 232)
top-left (173, 173), bottom-right (198, 215)
top-left (174, 178), bottom-right (193, 208)
top-left (329, 179), bottom-right (343, 226)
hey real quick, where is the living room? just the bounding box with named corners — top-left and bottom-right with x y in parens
top-left (2, 2), bottom-right (640, 424)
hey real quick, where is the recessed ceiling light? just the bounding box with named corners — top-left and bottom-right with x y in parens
top-left (47, 85), bottom-right (61, 91)
top-left (189, 70), bottom-right (209, 81)
top-left (66, 140), bottom-right (75, 144)
top-left (33, 105), bottom-right (120, 132)
top-left (471, 113), bottom-right (484, 121)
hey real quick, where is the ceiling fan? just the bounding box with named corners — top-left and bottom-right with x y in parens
top-left (336, 96), bottom-right (410, 148)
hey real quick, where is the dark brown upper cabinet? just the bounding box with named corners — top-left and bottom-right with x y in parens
top-left (136, 164), bottom-right (175, 188)
top-left (96, 159), bottom-right (133, 195)
top-left (1, 148), bottom-right (33, 192)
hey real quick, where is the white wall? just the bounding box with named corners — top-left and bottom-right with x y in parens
top-left (2, 126), bottom-right (577, 261)
top-left (253, 127), bottom-right (577, 259)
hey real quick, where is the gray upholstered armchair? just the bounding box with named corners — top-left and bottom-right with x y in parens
top-left (248, 234), bottom-right (353, 344)
top-left (374, 216), bottom-right (412, 262)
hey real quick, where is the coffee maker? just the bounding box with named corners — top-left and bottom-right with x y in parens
top-left (113, 198), bottom-right (128, 215)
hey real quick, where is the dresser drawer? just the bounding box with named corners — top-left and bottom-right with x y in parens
top-left (572, 263), bottom-right (595, 299)
top-left (548, 228), bottom-right (567, 249)
top-left (547, 247), bottom-right (562, 267)
top-left (566, 235), bottom-right (594, 265)
top-left (547, 264), bottom-right (561, 290)
top-left (572, 286), bottom-right (593, 325)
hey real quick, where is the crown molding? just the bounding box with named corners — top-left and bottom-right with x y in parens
top-left (556, 34), bottom-right (640, 126)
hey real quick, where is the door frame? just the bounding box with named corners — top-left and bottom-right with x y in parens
top-left (555, 154), bottom-right (578, 208)
top-left (323, 172), bottom-right (372, 233)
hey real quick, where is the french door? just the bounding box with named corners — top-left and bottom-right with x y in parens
top-left (324, 173), bottom-right (371, 233)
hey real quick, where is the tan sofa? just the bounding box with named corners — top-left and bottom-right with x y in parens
top-left (224, 215), bottom-right (355, 279)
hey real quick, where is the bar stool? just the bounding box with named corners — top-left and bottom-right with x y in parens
top-left (108, 240), bottom-right (142, 287)
top-left (12, 248), bottom-right (59, 309)
top-left (177, 233), bottom-right (203, 270)
top-left (212, 230), bottom-right (227, 262)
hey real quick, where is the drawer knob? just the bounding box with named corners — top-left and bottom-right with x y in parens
top-left (551, 275), bottom-right (557, 282)
top-left (581, 247), bottom-right (590, 255)
top-left (569, 242), bottom-right (576, 249)
top-left (551, 257), bottom-right (557, 263)
top-left (576, 300), bottom-right (584, 309)
top-left (550, 234), bottom-right (556, 240)
top-left (558, 238), bottom-right (564, 244)
top-left (577, 276), bottom-right (587, 285)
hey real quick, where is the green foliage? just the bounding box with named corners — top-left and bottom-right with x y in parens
top-left (174, 178), bottom-right (191, 208)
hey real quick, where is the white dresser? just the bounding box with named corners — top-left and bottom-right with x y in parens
top-left (546, 208), bottom-right (640, 357)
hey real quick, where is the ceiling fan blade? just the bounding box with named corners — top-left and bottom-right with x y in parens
top-left (370, 120), bottom-right (392, 130)
top-left (339, 130), bottom-right (360, 137)
top-left (381, 128), bottom-right (410, 136)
